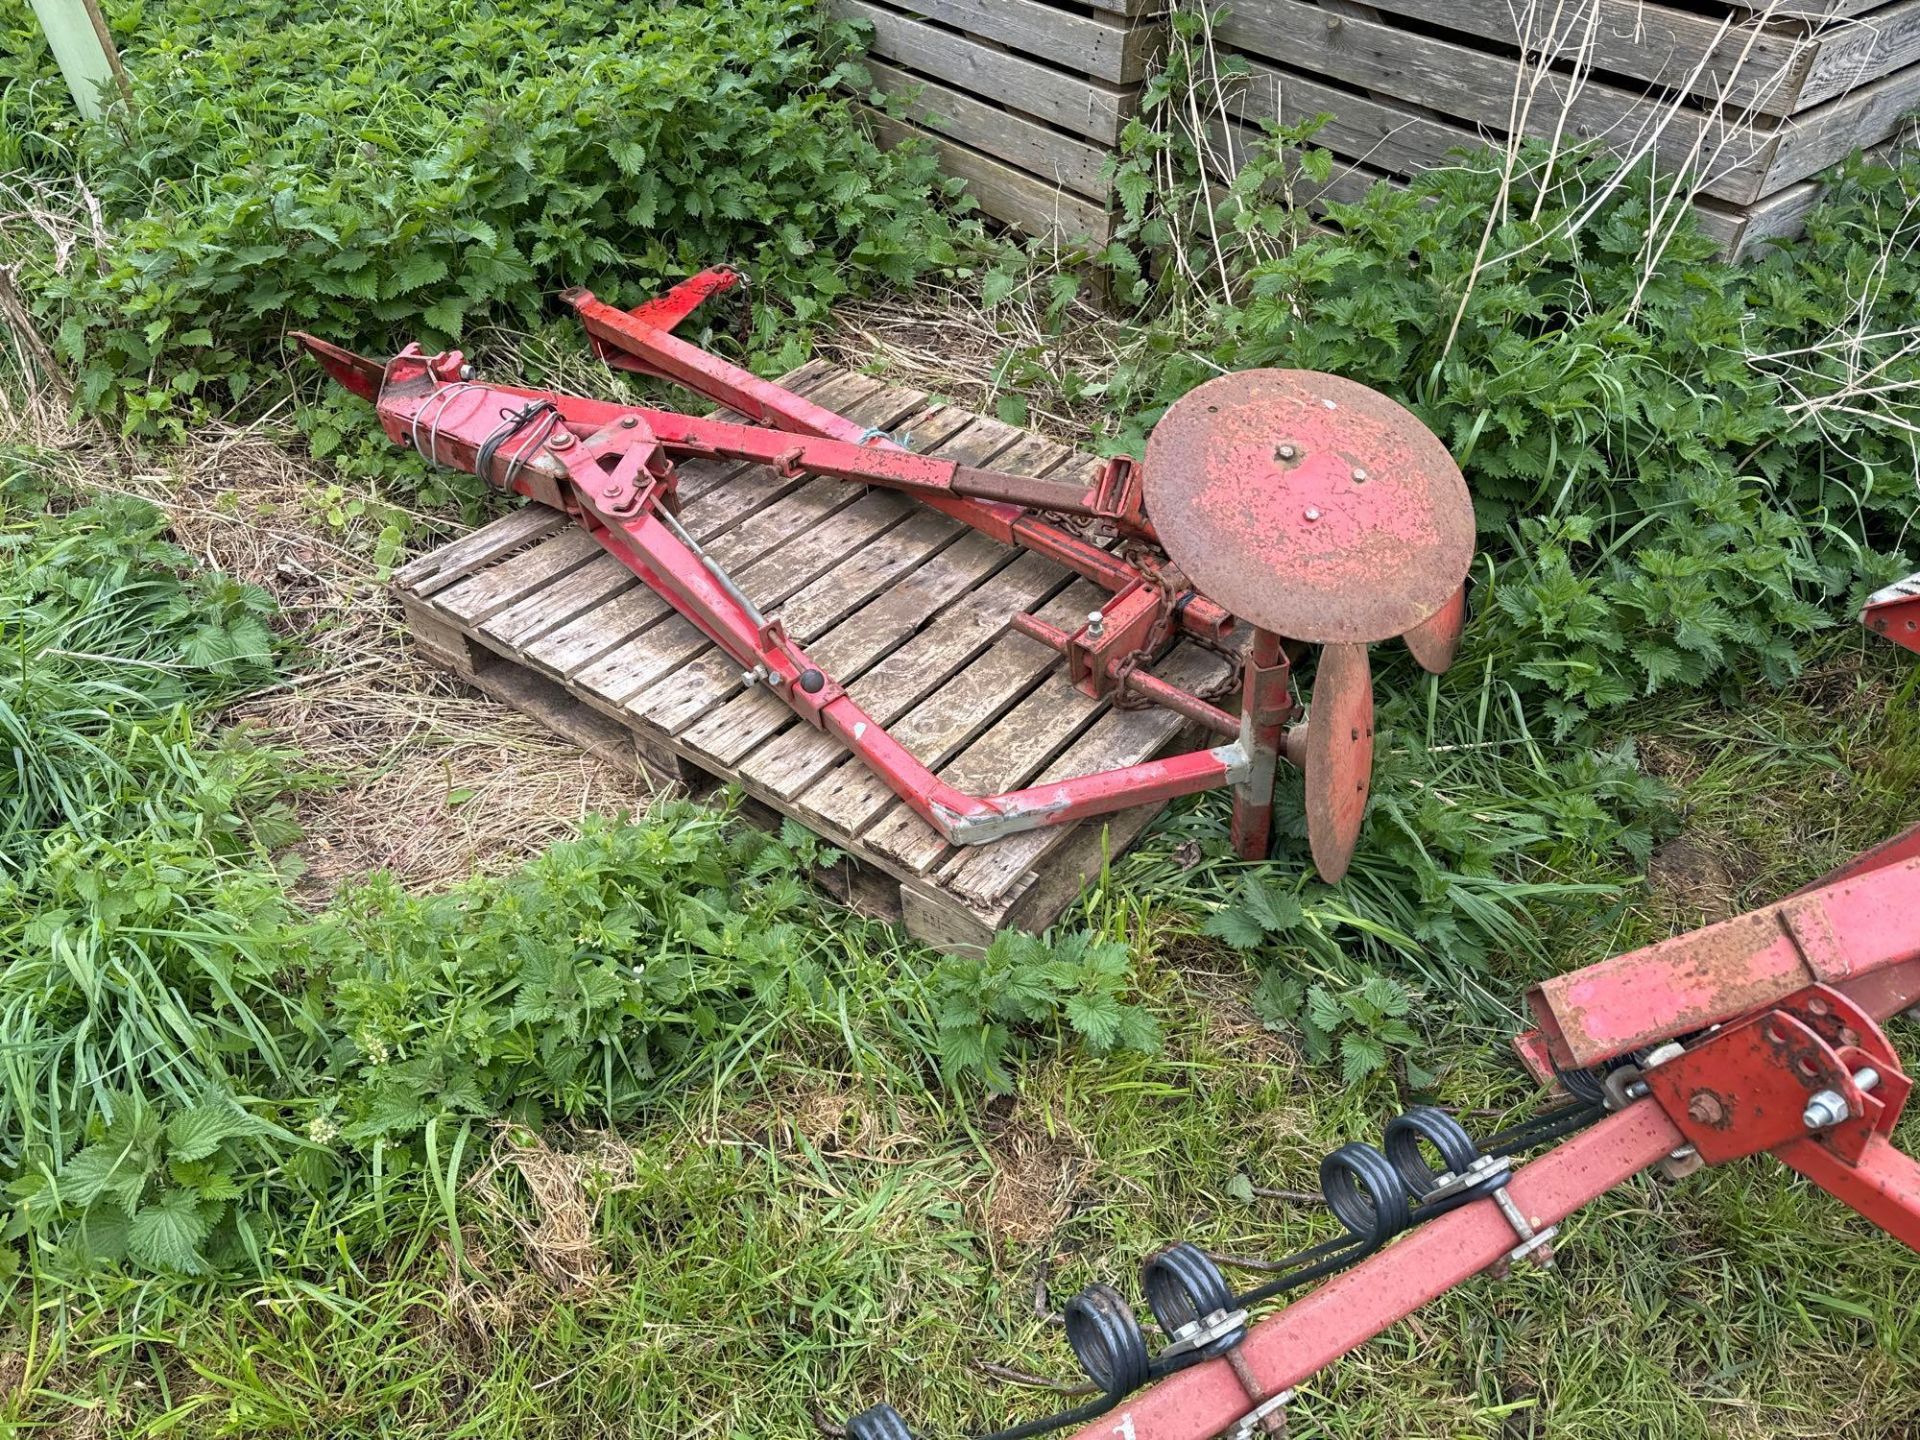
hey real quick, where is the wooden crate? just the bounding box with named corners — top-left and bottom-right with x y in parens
top-left (392, 363), bottom-right (1230, 953)
top-left (1209, 0), bottom-right (1920, 255)
top-left (832, 0), bottom-right (1168, 243)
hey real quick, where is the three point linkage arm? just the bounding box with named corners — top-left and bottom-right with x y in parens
top-left (295, 269), bottom-right (1290, 851)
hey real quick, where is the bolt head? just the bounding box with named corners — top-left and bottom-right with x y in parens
top-left (619, 416), bottom-right (638, 428)
top-left (1303, 506), bottom-right (1321, 522)
top-left (1275, 443), bottom-right (1297, 460)
top-left (1351, 467), bottom-right (1368, 482)
top-left (1686, 1090), bottom-right (1724, 1125)
top-left (458, 363), bottom-right (474, 381)
top-left (548, 432), bottom-right (574, 449)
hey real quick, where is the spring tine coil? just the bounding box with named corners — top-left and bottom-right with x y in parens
top-left (842, 1096), bottom-right (1612, 1439)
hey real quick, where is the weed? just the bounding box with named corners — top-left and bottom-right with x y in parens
top-left (928, 928), bottom-right (1160, 1092)
top-left (0, 0), bottom-right (975, 438)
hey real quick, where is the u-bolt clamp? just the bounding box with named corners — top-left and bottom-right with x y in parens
top-left (1423, 1155), bottom-right (1556, 1273)
top-left (1160, 1307), bottom-right (1249, 1363)
top-left (1184, 1313), bottom-right (1289, 1439)
top-left (1224, 1391), bottom-right (1295, 1440)
top-left (1145, 1246), bottom-right (1288, 1438)
top-left (1486, 1187), bottom-right (1558, 1273)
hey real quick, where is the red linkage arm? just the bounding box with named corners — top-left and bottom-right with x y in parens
top-left (358, 348), bottom-right (1252, 848)
top-left (565, 281), bottom-right (1231, 641)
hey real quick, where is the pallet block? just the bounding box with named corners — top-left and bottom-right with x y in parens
top-left (392, 362), bottom-right (1231, 952)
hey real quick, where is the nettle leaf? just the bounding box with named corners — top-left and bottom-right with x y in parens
top-left (1251, 970), bottom-right (1303, 1028)
top-left (1064, 990), bottom-right (1123, 1050)
top-left (128, 1188), bottom-right (215, 1274)
top-left (1305, 986), bottom-right (1347, 1036)
top-left (60, 1142), bottom-right (153, 1213)
top-left (1245, 884), bottom-right (1304, 936)
top-left (388, 252), bottom-right (450, 295)
top-left (166, 1102), bottom-right (255, 1163)
top-left (1339, 1033), bottom-right (1387, 1086)
top-left (421, 296), bottom-right (469, 335)
top-left (1202, 905), bottom-right (1267, 952)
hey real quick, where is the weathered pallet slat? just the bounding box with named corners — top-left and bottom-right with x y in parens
top-left (864, 59), bottom-right (1112, 197)
top-left (1215, 0), bottom-right (1779, 205)
top-left (880, 0), bottom-right (1156, 84)
top-left (831, 0), bottom-right (1164, 242)
top-left (865, 111), bottom-right (1114, 244)
top-left (838, 0), bottom-right (1135, 144)
top-left (395, 365), bottom-right (1216, 952)
top-left (1211, 0), bottom-right (1920, 256)
top-left (1350, 0), bottom-right (1820, 115)
top-left (1801, 1), bottom-right (1920, 108)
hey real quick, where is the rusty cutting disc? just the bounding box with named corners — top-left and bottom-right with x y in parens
top-left (1304, 643), bottom-right (1374, 884)
top-left (1402, 580), bottom-right (1468, 674)
top-left (1141, 370), bottom-right (1475, 644)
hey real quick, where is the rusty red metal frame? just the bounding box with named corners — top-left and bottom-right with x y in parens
top-left (296, 293), bottom-right (1280, 850)
top-left (294, 269), bottom-right (1342, 855)
top-left (1022, 603), bottom-right (1920, 1440)
top-left (1864, 571), bottom-right (1920, 654)
top-left (301, 269), bottom-right (1489, 875)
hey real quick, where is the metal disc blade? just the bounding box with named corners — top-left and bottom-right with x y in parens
top-left (1305, 643), bottom-right (1374, 883)
top-left (1402, 581), bottom-right (1467, 674)
top-left (1141, 369), bottom-right (1475, 644)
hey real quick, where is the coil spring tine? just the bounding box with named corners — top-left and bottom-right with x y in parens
top-left (976, 1284), bottom-right (1152, 1440)
top-left (1232, 1142), bottom-right (1411, 1307)
top-left (846, 1404), bottom-right (916, 1440)
top-left (1140, 1243), bottom-right (1243, 1373)
top-left (1141, 1242), bottom-right (1235, 1337)
top-left (1384, 1106), bottom-right (1480, 1199)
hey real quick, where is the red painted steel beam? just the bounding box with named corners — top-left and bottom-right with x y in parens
top-left (1062, 1105), bottom-right (1684, 1440)
top-left (1777, 1132), bottom-right (1920, 1250)
top-left (1864, 571), bottom-right (1920, 654)
top-left (564, 286), bottom-right (1237, 642)
top-left (1528, 857), bottom-right (1920, 1070)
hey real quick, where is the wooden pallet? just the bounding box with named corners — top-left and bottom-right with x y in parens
top-left (1210, 0), bottom-right (1920, 256)
top-left (393, 363), bottom-right (1231, 952)
top-left (832, 0), bottom-right (1168, 243)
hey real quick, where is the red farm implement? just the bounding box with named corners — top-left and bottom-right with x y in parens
top-left (304, 275), bottom-right (1920, 1440)
top-left (297, 267), bottom-right (1477, 883)
top-left (828, 589), bottom-right (1920, 1440)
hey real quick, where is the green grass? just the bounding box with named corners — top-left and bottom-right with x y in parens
top-left (6, 10), bottom-right (1920, 1427)
top-left (4, 635), bottom-right (1916, 1438)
